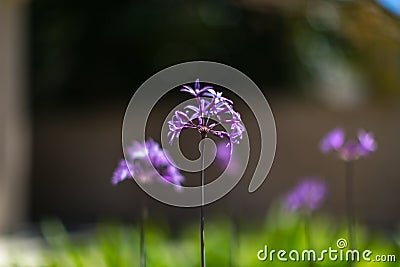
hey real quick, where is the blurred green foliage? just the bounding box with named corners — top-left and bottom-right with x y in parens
top-left (14, 202), bottom-right (397, 267)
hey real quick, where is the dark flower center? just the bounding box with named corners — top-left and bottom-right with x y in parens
top-left (198, 126), bottom-right (211, 136)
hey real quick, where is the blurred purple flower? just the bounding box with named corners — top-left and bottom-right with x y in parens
top-left (320, 128), bottom-right (377, 161)
top-left (168, 79), bottom-right (245, 146)
top-left (286, 179), bottom-right (327, 212)
top-left (112, 139), bottom-right (184, 190)
top-left (112, 159), bottom-right (133, 185)
top-left (216, 142), bottom-right (232, 166)
top-left (320, 128), bottom-right (345, 153)
top-left (358, 130), bottom-right (377, 156)
top-left (215, 142), bottom-right (240, 176)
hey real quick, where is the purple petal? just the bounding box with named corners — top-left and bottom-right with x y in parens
top-left (195, 79), bottom-right (200, 90)
top-left (358, 130), bottom-right (377, 153)
top-left (180, 86), bottom-right (196, 96)
top-left (111, 160), bottom-right (132, 184)
top-left (175, 110), bottom-right (191, 123)
top-left (320, 128), bottom-right (345, 153)
top-left (185, 105), bottom-right (200, 113)
top-left (210, 130), bottom-right (230, 140)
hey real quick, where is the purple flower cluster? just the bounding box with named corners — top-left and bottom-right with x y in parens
top-left (168, 79), bottom-right (245, 146)
top-left (286, 179), bottom-right (327, 212)
top-left (320, 128), bottom-right (377, 161)
top-left (112, 139), bottom-right (184, 190)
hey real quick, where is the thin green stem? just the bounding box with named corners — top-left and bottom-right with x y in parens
top-left (200, 133), bottom-right (206, 267)
top-left (229, 218), bottom-right (238, 267)
top-left (304, 211), bottom-right (313, 267)
top-left (345, 161), bottom-right (355, 250)
top-left (140, 203), bottom-right (147, 267)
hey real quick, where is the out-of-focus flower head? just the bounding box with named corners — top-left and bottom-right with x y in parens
top-left (320, 128), bottom-right (345, 153)
top-left (216, 142), bottom-right (232, 167)
top-left (112, 139), bottom-right (184, 190)
top-left (168, 79), bottom-right (245, 148)
top-left (112, 160), bottom-right (132, 185)
top-left (320, 128), bottom-right (377, 161)
top-left (358, 130), bottom-right (377, 156)
top-left (286, 178), bottom-right (327, 212)
top-left (215, 141), bottom-right (240, 176)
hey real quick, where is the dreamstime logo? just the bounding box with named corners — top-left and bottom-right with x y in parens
top-left (257, 238), bottom-right (397, 263)
top-left (122, 61), bottom-right (276, 207)
top-left (336, 238), bottom-right (347, 249)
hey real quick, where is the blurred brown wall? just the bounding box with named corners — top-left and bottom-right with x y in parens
top-left (0, 1), bottom-right (30, 233)
top-left (30, 97), bottom-right (400, 230)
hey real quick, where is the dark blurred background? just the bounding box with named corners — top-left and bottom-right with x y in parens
top-left (1, 0), bottom-right (400, 234)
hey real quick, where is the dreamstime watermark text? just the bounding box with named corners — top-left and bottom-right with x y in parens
top-left (257, 238), bottom-right (396, 263)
